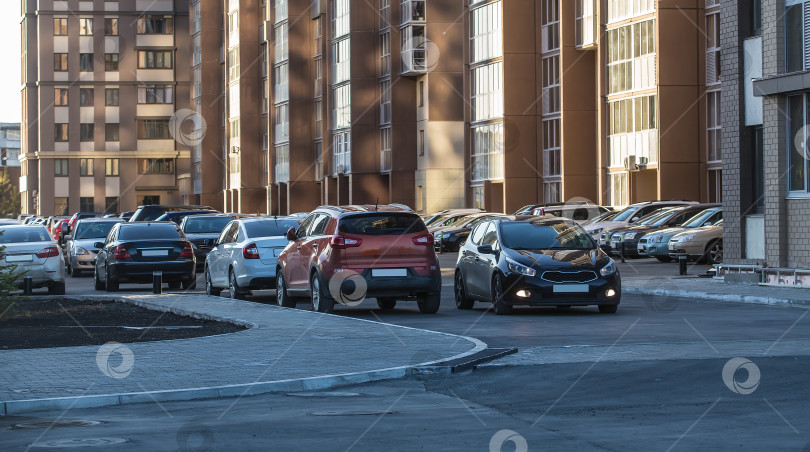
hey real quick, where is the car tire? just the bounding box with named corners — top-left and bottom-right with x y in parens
top-left (182, 278), bottom-right (196, 290)
top-left (168, 281), bottom-right (181, 290)
top-left (491, 274), bottom-right (512, 315)
top-left (105, 268), bottom-right (119, 292)
top-left (655, 256), bottom-right (673, 263)
top-left (376, 298), bottom-right (396, 310)
top-left (71, 268), bottom-right (82, 277)
top-left (417, 293), bottom-right (441, 314)
top-left (704, 240), bottom-right (723, 265)
top-left (49, 281), bottom-right (66, 295)
top-left (94, 267), bottom-right (104, 290)
top-left (312, 272), bottom-right (335, 314)
top-left (276, 271), bottom-right (297, 308)
top-left (598, 304), bottom-right (618, 314)
top-left (205, 268), bottom-right (221, 296)
top-left (229, 268), bottom-right (247, 300)
top-left (454, 271), bottom-right (474, 310)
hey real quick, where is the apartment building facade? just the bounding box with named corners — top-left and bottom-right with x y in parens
top-left (721, 0), bottom-right (810, 271)
top-left (21, 0), bottom-right (190, 216)
top-left (464, 0), bottom-right (720, 214)
top-left (0, 123), bottom-right (22, 199)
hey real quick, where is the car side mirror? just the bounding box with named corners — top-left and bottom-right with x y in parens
top-left (94, 242), bottom-right (104, 249)
top-left (703, 221), bottom-right (712, 226)
top-left (477, 244), bottom-right (493, 254)
top-left (631, 216), bottom-right (640, 222)
top-left (285, 227), bottom-right (297, 241)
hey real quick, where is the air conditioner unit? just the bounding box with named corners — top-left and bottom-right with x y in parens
top-left (624, 155), bottom-right (638, 171)
top-left (336, 164), bottom-right (345, 174)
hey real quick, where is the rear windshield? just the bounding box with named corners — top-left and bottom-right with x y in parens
top-left (338, 213), bottom-right (426, 236)
top-left (74, 221), bottom-right (119, 239)
top-left (118, 224), bottom-right (181, 240)
top-left (0, 227), bottom-right (51, 243)
top-left (243, 219), bottom-right (300, 238)
top-left (501, 221), bottom-right (595, 250)
top-left (184, 217), bottom-right (233, 234)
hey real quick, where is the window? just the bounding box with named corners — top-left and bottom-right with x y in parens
top-left (139, 195), bottom-right (160, 206)
top-left (105, 197), bottom-right (119, 214)
top-left (274, 22), bottom-right (288, 62)
top-left (275, 143), bottom-right (289, 182)
top-left (54, 54), bottom-right (68, 71)
top-left (607, 95), bottom-right (658, 167)
top-left (706, 13), bottom-right (721, 84)
top-left (80, 53), bottom-right (94, 72)
top-left (54, 159), bottom-right (69, 176)
top-left (314, 99), bottom-right (323, 139)
top-left (750, 0), bottom-right (762, 36)
top-left (607, 20), bottom-right (656, 94)
top-left (788, 94), bottom-right (809, 194)
top-left (139, 158), bottom-right (174, 174)
top-left (138, 50), bottom-right (173, 69)
top-left (540, 0), bottom-right (559, 52)
top-left (137, 85), bottom-right (174, 104)
top-left (105, 123), bottom-right (119, 141)
top-left (53, 18), bottom-right (67, 36)
top-left (137, 119), bottom-right (171, 139)
top-left (401, 0), bottom-right (425, 23)
top-left (332, 38), bottom-right (350, 84)
top-left (380, 31), bottom-right (390, 77)
top-left (609, 172), bottom-right (628, 206)
top-left (333, 84), bottom-right (351, 130)
top-left (80, 124), bottom-right (94, 141)
top-left (80, 158), bottom-right (94, 176)
top-left (542, 55), bottom-right (560, 115)
top-left (471, 62), bottom-right (503, 122)
top-left (380, 80), bottom-right (391, 124)
top-left (607, 0), bottom-right (655, 23)
top-left (418, 129), bottom-right (425, 156)
top-left (54, 88), bottom-right (68, 106)
top-left (544, 182), bottom-right (561, 203)
top-left (707, 91), bottom-right (721, 162)
top-left (332, 0), bottom-right (350, 39)
top-left (105, 88), bottom-right (119, 106)
top-left (54, 198), bottom-right (69, 216)
top-left (105, 53), bottom-right (119, 71)
top-left (137, 16), bottom-right (173, 34)
top-left (79, 18), bottom-right (93, 36)
top-left (381, 127), bottom-right (391, 172)
top-left (751, 126), bottom-right (764, 213)
top-left (274, 104), bottom-right (289, 143)
top-left (228, 47), bottom-right (240, 80)
top-left (380, 0), bottom-right (390, 29)
top-left (105, 158), bottom-right (119, 176)
top-left (275, 0), bottom-right (288, 23)
top-left (105, 18), bottom-right (119, 36)
top-left (785, 3), bottom-right (805, 73)
top-left (54, 124), bottom-right (69, 142)
top-left (418, 80), bottom-right (424, 107)
top-left (543, 118), bottom-right (561, 177)
top-left (470, 1), bottom-right (502, 63)
top-left (471, 122), bottom-right (504, 181)
top-left (575, 0), bottom-right (596, 47)
top-left (80, 88), bottom-right (94, 106)
top-left (314, 16), bottom-right (322, 57)
top-left (274, 63), bottom-right (289, 102)
top-left (333, 131), bottom-right (351, 174)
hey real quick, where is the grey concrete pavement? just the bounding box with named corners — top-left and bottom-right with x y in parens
top-left (0, 294), bottom-right (484, 415)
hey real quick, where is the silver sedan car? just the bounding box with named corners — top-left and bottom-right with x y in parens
top-left (64, 218), bottom-right (124, 276)
top-left (0, 225), bottom-right (66, 294)
top-left (205, 217), bottom-right (299, 299)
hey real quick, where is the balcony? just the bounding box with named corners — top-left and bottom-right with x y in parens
top-left (400, 0), bottom-right (425, 26)
top-left (401, 25), bottom-right (427, 76)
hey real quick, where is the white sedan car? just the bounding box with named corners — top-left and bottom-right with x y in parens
top-left (0, 225), bottom-right (66, 294)
top-left (204, 217), bottom-right (300, 299)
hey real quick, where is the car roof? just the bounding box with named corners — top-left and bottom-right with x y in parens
top-left (119, 221), bottom-right (178, 226)
top-left (76, 218), bottom-right (124, 223)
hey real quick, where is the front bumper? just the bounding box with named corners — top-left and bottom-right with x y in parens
top-left (668, 241), bottom-right (704, 259)
top-left (109, 260), bottom-right (196, 283)
top-left (70, 252), bottom-right (98, 270)
top-left (500, 272), bottom-right (621, 306)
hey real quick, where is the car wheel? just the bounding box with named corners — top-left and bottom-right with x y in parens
top-left (311, 272), bottom-right (335, 314)
top-left (229, 268), bottom-right (246, 300)
top-left (182, 278), bottom-right (196, 290)
top-left (376, 298), bottom-right (396, 310)
top-left (205, 268), bottom-right (221, 296)
top-left (491, 274), bottom-right (512, 315)
top-left (71, 268), bottom-right (82, 277)
top-left (704, 240), bottom-right (723, 264)
top-left (598, 304), bottom-right (618, 314)
top-left (105, 268), bottom-right (119, 292)
top-left (276, 271), bottom-right (297, 308)
top-left (94, 267), bottom-right (104, 290)
top-left (655, 256), bottom-right (673, 263)
top-left (417, 293), bottom-right (441, 314)
top-left (168, 281), bottom-right (181, 289)
top-left (49, 281), bottom-right (66, 295)
top-left (454, 271), bottom-right (474, 310)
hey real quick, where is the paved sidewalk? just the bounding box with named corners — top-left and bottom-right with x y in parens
top-left (0, 295), bottom-right (485, 416)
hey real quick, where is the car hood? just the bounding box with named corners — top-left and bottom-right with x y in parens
top-left (506, 248), bottom-right (610, 270)
top-left (185, 233), bottom-right (221, 241)
top-left (71, 238), bottom-right (105, 251)
top-left (672, 225), bottom-right (723, 241)
top-left (643, 227), bottom-right (687, 240)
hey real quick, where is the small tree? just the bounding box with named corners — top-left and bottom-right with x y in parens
top-left (0, 168), bottom-right (20, 218)
top-left (0, 231), bottom-right (19, 300)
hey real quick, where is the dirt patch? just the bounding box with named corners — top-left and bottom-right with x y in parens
top-left (0, 298), bottom-right (245, 350)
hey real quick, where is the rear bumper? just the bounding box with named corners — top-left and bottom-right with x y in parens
top-left (109, 261), bottom-right (196, 283)
top-left (331, 268), bottom-right (441, 299)
top-left (10, 258), bottom-right (65, 287)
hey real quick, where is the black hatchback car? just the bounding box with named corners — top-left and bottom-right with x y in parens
top-left (93, 222), bottom-right (196, 292)
top-left (454, 217), bottom-right (620, 315)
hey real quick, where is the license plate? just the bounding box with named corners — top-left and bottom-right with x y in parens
top-left (6, 254), bottom-right (33, 262)
top-left (141, 249), bottom-right (169, 257)
top-left (553, 284), bottom-right (590, 293)
top-left (371, 268), bottom-right (407, 277)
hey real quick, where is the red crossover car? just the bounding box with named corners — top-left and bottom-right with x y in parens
top-left (275, 205), bottom-right (441, 314)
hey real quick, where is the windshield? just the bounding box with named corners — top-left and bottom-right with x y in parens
top-left (636, 209), bottom-right (673, 226)
top-left (184, 217), bottom-right (233, 234)
top-left (243, 219), bottom-right (300, 238)
top-left (74, 221), bottom-right (119, 239)
top-left (682, 209), bottom-right (721, 228)
top-left (0, 227), bottom-right (51, 243)
top-left (437, 214), bottom-right (469, 228)
top-left (583, 211), bottom-right (618, 226)
top-left (119, 224), bottom-right (181, 240)
top-left (611, 206), bottom-right (641, 222)
top-left (338, 213), bottom-right (426, 236)
top-left (501, 221), bottom-right (596, 250)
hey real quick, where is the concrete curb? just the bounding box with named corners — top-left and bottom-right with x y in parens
top-left (0, 295), bottom-right (488, 416)
top-left (623, 285), bottom-right (810, 307)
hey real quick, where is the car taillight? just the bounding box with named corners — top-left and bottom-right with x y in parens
top-left (330, 235), bottom-right (363, 249)
top-left (412, 233), bottom-right (434, 246)
top-left (113, 245), bottom-right (132, 259)
top-left (179, 243), bottom-right (194, 258)
top-left (243, 243), bottom-right (260, 259)
top-left (35, 246), bottom-right (60, 258)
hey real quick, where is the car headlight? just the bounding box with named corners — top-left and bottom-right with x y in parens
top-left (600, 259), bottom-right (617, 276)
top-left (675, 233), bottom-right (696, 243)
top-left (506, 258), bottom-right (536, 277)
top-left (591, 228), bottom-right (603, 236)
top-left (624, 233), bottom-right (637, 240)
top-left (75, 247), bottom-right (89, 255)
top-left (649, 235), bottom-right (663, 243)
